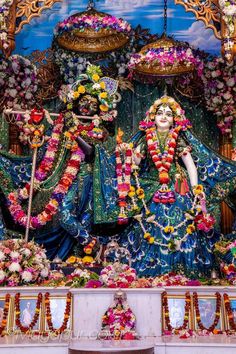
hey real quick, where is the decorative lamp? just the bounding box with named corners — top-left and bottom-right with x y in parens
top-left (128, 0), bottom-right (201, 82)
top-left (54, 1), bottom-right (131, 53)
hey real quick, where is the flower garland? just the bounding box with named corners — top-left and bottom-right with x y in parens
top-left (16, 113), bottom-right (64, 200)
top-left (223, 293), bottom-right (236, 331)
top-left (115, 130), bottom-right (133, 224)
top-left (193, 292), bottom-right (221, 332)
top-left (162, 291), bottom-right (191, 331)
top-left (145, 125), bottom-right (180, 203)
top-left (201, 57), bottom-right (236, 136)
top-left (44, 292), bottom-right (71, 334)
top-left (100, 263), bottom-right (137, 288)
top-left (15, 292), bottom-right (42, 333)
top-left (7, 146), bottom-right (82, 229)
top-left (54, 13), bottom-right (131, 37)
top-left (0, 0), bottom-right (13, 49)
top-left (0, 293), bottom-right (10, 336)
top-left (0, 239), bottom-right (50, 286)
top-left (219, 0), bottom-right (236, 60)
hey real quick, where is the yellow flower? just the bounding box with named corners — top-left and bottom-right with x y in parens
top-left (99, 92), bottom-right (107, 99)
top-left (73, 91), bottom-right (80, 99)
top-left (144, 232), bottom-right (151, 239)
top-left (149, 237), bottom-right (155, 244)
top-left (67, 103), bottom-right (72, 110)
top-left (128, 191), bottom-right (135, 198)
top-left (100, 81), bottom-right (106, 89)
top-left (99, 104), bottom-right (108, 112)
top-left (64, 131), bottom-right (72, 138)
top-left (164, 226), bottom-right (174, 233)
top-left (186, 224), bottom-right (195, 234)
top-left (193, 184), bottom-right (204, 195)
top-left (67, 256), bottom-right (77, 264)
top-left (92, 74), bottom-right (100, 82)
top-left (78, 85), bottom-right (86, 94)
top-left (82, 256), bottom-right (94, 263)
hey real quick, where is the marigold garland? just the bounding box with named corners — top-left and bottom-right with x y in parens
top-left (193, 292), bottom-right (221, 332)
top-left (15, 292), bottom-right (42, 333)
top-left (0, 293), bottom-right (10, 336)
top-left (162, 291), bottom-right (191, 332)
top-left (44, 292), bottom-right (72, 334)
top-left (223, 293), bottom-right (236, 331)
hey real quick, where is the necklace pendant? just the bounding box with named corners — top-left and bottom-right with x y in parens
top-left (153, 184), bottom-right (175, 204)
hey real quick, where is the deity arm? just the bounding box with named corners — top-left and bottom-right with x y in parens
top-left (181, 152), bottom-right (198, 187)
top-left (77, 136), bottom-right (95, 162)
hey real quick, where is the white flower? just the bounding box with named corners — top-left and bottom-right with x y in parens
top-left (92, 83), bottom-right (101, 90)
top-left (223, 92), bottom-right (232, 100)
top-left (21, 270), bottom-right (33, 282)
top-left (40, 268), bottom-right (49, 278)
top-left (9, 262), bottom-right (21, 272)
top-left (0, 270), bottom-right (6, 281)
top-left (10, 251), bottom-right (20, 259)
top-left (21, 248), bottom-right (31, 257)
top-left (227, 78), bottom-right (235, 87)
top-left (9, 89), bottom-right (17, 98)
top-left (217, 82), bottom-right (224, 89)
top-left (0, 251), bottom-right (5, 261)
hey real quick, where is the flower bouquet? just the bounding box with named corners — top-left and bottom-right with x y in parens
top-left (0, 239), bottom-right (50, 286)
top-left (100, 262), bottom-right (136, 288)
top-left (65, 267), bottom-right (99, 288)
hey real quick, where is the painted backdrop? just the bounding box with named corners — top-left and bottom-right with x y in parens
top-left (15, 0), bottom-right (220, 56)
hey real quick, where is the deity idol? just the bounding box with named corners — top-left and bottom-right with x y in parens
top-left (93, 95), bottom-right (236, 277)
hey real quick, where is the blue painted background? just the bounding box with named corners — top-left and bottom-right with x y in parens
top-left (15, 0), bottom-right (220, 56)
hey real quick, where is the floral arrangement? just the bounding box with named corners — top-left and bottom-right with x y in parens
top-left (54, 13), bottom-right (131, 37)
top-left (1, 55), bottom-right (38, 109)
top-left (59, 64), bottom-right (118, 122)
top-left (99, 292), bottom-right (138, 340)
top-left (100, 263), bottom-right (137, 288)
top-left (128, 46), bottom-right (203, 78)
top-left (218, 0), bottom-right (236, 60)
top-left (0, 239), bottom-right (50, 286)
top-left (0, 0), bottom-right (13, 49)
top-left (65, 267), bottom-right (100, 288)
top-left (201, 57), bottom-right (236, 135)
top-left (152, 273), bottom-right (201, 287)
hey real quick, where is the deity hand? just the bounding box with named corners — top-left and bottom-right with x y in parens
top-left (133, 145), bottom-right (143, 166)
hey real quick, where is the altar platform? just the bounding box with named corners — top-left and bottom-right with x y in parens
top-left (0, 286), bottom-right (235, 354)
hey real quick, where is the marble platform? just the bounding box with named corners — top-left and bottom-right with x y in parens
top-left (1, 336), bottom-right (236, 354)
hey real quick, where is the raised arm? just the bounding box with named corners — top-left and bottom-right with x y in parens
top-left (181, 151), bottom-right (198, 187)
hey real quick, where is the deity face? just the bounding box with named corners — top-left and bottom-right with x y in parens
top-left (155, 104), bottom-right (174, 132)
top-left (78, 95), bottom-right (98, 116)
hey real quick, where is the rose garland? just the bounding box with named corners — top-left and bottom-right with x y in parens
top-left (223, 293), bottom-right (236, 331)
top-left (218, 0), bottom-right (236, 60)
top-left (44, 292), bottom-right (71, 334)
top-left (193, 292), bottom-right (221, 332)
top-left (162, 291), bottom-right (191, 331)
top-left (7, 146), bottom-right (82, 229)
top-left (0, 293), bottom-right (10, 336)
top-left (15, 292), bottom-right (42, 333)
